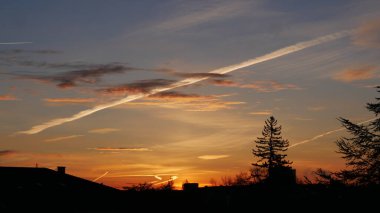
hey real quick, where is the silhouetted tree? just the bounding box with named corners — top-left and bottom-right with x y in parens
top-left (250, 167), bottom-right (267, 183)
top-left (158, 180), bottom-right (174, 191)
top-left (221, 176), bottom-right (234, 186)
top-left (336, 86), bottom-right (380, 185)
top-left (220, 172), bottom-right (252, 186)
top-left (252, 116), bottom-right (292, 181)
top-left (233, 172), bottom-right (252, 186)
top-left (209, 178), bottom-right (217, 186)
top-left (313, 168), bottom-right (340, 185)
top-left (123, 182), bottom-right (154, 191)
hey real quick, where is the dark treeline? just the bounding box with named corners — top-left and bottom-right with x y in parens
top-left (3, 183), bottom-right (379, 212)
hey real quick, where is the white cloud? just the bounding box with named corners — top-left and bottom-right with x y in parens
top-left (154, 1), bottom-right (250, 32)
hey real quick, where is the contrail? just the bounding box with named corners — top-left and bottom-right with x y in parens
top-left (154, 175), bottom-right (163, 180)
top-left (109, 174), bottom-right (168, 180)
top-left (18, 31), bottom-right (351, 134)
top-left (0, 42), bottom-right (32, 45)
top-left (152, 176), bottom-right (178, 185)
top-left (289, 117), bottom-right (376, 149)
top-left (93, 171), bottom-right (109, 182)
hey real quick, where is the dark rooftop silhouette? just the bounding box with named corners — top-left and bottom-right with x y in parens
top-left (0, 166), bottom-right (118, 193)
top-left (0, 166), bottom-right (122, 212)
top-left (182, 182), bottom-right (199, 191)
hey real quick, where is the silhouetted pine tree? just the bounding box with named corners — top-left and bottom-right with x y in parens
top-left (336, 86), bottom-right (380, 185)
top-left (252, 116), bottom-right (292, 176)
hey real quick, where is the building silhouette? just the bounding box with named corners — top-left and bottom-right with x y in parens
top-left (0, 166), bottom-right (117, 193)
top-left (0, 166), bottom-right (120, 212)
top-left (182, 182), bottom-right (199, 191)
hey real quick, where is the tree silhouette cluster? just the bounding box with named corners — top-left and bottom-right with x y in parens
top-left (251, 116), bottom-right (293, 184)
top-left (250, 87), bottom-right (379, 186)
top-left (335, 87), bottom-right (380, 185)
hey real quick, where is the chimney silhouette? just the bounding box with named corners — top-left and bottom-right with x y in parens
top-left (57, 166), bottom-right (66, 174)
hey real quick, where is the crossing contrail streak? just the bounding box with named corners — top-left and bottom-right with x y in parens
top-left (152, 176), bottom-right (178, 185)
top-left (18, 31), bottom-right (351, 134)
top-left (0, 42), bottom-right (32, 45)
top-left (93, 171), bottom-right (109, 182)
top-left (289, 117), bottom-right (376, 149)
top-left (108, 174), bottom-right (170, 180)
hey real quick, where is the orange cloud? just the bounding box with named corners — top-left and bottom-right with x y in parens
top-left (0, 94), bottom-right (18, 101)
top-left (198, 155), bottom-right (229, 160)
top-left (249, 111), bottom-right (272, 116)
top-left (240, 81), bottom-right (300, 92)
top-left (211, 80), bottom-right (300, 92)
top-left (91, 147), bottom-right (152, 151)
top-left (44, 98), bottom-right (95, 103)
top-left (333, 66), bottom-right (377, 82)
top-left (210, 79), bottom-right (239, 87)
top-left (99, 79), bottom-right (175, 95)
top-left (45, 135), bottom-right (84, 142)
top-left (0, 150), bottom-right (17, 156)
top-left (126, 91), bottom-right (244, 112)
top-left (88, 128), bottom-right (120, 134)
top-left (354, 19), bottom-right (380, 48)
top-left (148, 91), bottom-right (209, 101)
top-left (307, 106), bottom-right (326, 111)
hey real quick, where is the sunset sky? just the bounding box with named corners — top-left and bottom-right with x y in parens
top-left (1, 0), bottom-right (380, 189)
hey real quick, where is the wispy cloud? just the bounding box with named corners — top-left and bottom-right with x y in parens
top-left (3, 60), bottom-right (98, 69)
top-left (18, 31), bottom-right (350, 134)
top-left (0, 42), bottom-right (32, 45)
top-left (333, 66), bottom-right (377, 82)
top-left (44, 98), bottom-right (95, 104)
top-left (211, 79), bottom-right (300, 92)
top-left (249, 111), bottom-right (272, 116)
top-left (363, 84), bottom-right (380, 89)
top-left (0, 150), bottom-right (17, 156)
top-left (127, 91), bottom-right (244, 112)
top-left (307, 106), bottom-right (326, 111)
top-left (0, 94), bottom-right (18, 101)
top-left (88, 128), bottom-right (120, 134)
top-left (0, 51), bottom-right (114, 70)
top-left (45, 135), bottom-right (84, 142)
top-left (353, 18), bottom-right (380, 48)
top-left (0, 49), bottom-right (61, 55)
top-left (99, 75), bottom-right (226, 96)
top-left (100, 79), bottom-right (176, 95)
top-left (17, 64), bottom-right (142, 88)
top-left (153, 1), bottom-right (249, 32)
top-left (174, 72), bottom-right (228, 78)
top-left (210, 79), bottom-right (239, 87)
top-left (91, 147), bottom-right (152, 151)
top-left (198, 155), bottom-right (230, 160)
top-left (240, 81), bottom-right (300, 92)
